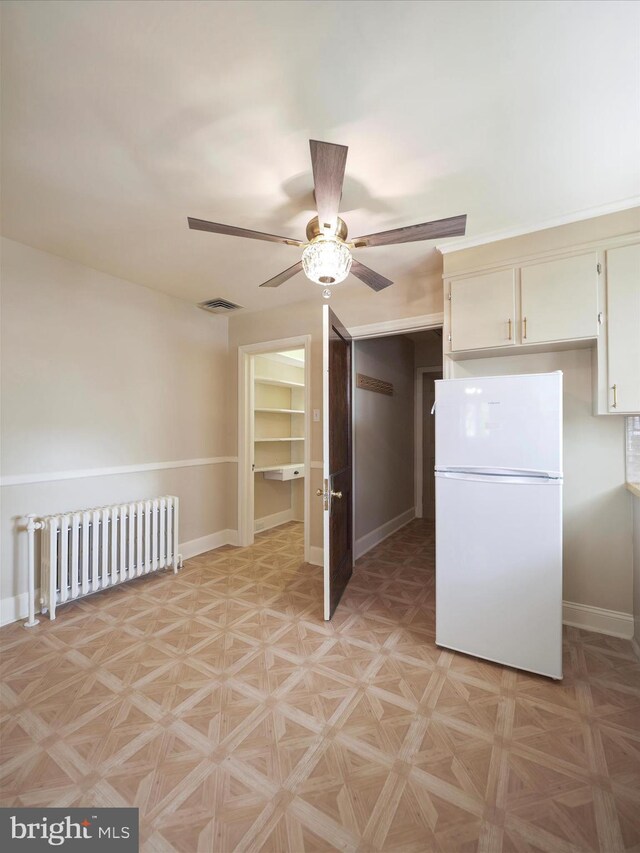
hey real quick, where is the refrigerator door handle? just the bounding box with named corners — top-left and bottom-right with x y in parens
top-left (430, 400), bottom-right (437, 415)
top-left (435, 470), bottom-right (562, 485)
top-left (435, 465), bottom-right (562, 479)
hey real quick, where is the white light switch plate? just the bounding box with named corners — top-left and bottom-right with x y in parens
top-left (313, 409), bottom-right (321, 422)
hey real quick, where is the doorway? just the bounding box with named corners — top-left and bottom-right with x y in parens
top-left (351, 327), bottom-right (443, 560)
top-left (238, 336), bottom-right (311, 563)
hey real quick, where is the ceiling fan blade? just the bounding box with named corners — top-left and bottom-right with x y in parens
top-left (351, 214), bottom-right (467, 248)
top-left (309, 140), bottom-right (348, 234)
top-left (188, 217), bottom-right (304, 247)
top-left (350, 259), bottom-right (393, 292)
top-left (259, 261), bottom-right (304, 288)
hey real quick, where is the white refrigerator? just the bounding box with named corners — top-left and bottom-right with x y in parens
top-left (435, 372), bottom-right (563, 680)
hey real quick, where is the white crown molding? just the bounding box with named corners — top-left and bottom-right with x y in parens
top-left (348, 312), bottom-right (444, 339)
top-left (436, 197), bottom-right (640, 255)
top-left (0, 456), bottom-right (239, 487)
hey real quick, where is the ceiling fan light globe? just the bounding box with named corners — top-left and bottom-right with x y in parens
top-left (301, 239), bottom-right (352, 286)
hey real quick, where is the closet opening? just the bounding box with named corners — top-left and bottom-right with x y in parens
top-left (238, 336), bottom-right (311, 565)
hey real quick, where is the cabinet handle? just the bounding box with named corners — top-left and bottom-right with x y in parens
top-left (611, 384), bottom-right (618, 409)
top-left (523, 316), bottom-right (527, 339)
top-left (508, 318), bottom-right (512, 340)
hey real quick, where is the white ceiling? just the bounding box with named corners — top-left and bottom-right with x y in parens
top-left (2, 0), bottom-right (639, 312)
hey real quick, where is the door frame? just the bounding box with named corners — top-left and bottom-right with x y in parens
top-left (347, 311), bottom-right (444, 558)
top-left (238, 335), bottom-right (312, 562)
top-left (415, 366), bottom-right (443, 518)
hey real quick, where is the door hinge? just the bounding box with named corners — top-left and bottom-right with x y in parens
top-left (252, 463), bottom-right (255, 471)
top-left (448, 333), bottom-right (452, 342)
top-left (597, 311), bottom-right (603, 325)
top-left (597, 262), bottom-right (602, 274)
top-left (447, 292), bottom-right (452, 301)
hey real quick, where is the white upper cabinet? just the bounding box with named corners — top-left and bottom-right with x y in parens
top-left (450, 270), bottom-right (516, 351)
top-left (606, 243), bottom-right (640, 413)
top-left (520, 253), bottom-right (599, 344)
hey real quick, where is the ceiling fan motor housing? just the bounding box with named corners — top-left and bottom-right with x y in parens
top-left (305, 216), bottom-right (348, 243)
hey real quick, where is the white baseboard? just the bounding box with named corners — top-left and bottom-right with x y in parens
top-left (307, 545), bottom-right (323, 567)
top-left (562, 601), bottom-right (634, 639)
top-left (254, 508), bottom-right (294, 533)
top-left (1, 591), bottom-right (34, 628)
top-left (180, 529), bottom-right (237, 560)
top-left (355, 507), bottom-right (415, 560)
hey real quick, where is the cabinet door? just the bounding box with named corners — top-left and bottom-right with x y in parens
top-left (450, 269), bottom-right (516, 351)
top-left (520, 253), bottom-right (598, 344)
top-left (607, 243), bottom-right (640, 413)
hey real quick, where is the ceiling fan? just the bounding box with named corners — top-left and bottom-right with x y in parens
top-left (188, 140), bottom-right (467, 297)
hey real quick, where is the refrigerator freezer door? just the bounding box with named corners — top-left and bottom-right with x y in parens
top-left (436, 473), bottom-right (563, 679)
top-left (435, 373), bottom-right (562, 477)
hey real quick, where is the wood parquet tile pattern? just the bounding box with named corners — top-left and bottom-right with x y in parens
top-left (2, 520), bottom-right (639, 852)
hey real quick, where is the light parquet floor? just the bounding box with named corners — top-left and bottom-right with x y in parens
top-left (1, 520), bottom-right (639, 852)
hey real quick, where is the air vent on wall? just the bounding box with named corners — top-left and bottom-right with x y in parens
top-left (198, 298), bottom-right (243, 314)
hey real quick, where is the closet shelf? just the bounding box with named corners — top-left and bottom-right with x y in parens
top-left (254, 408), bottom-right (305, 414)
top-left (254, 437), bottom-right (304, 442)
top-left (255, 377), bottom-right (305, 388)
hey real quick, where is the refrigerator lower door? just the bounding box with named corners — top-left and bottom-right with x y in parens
top-left (436, 473), bottom-right (562, 679)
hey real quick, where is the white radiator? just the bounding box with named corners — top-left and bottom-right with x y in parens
top-left (27, 496), bottom-right (181, 623)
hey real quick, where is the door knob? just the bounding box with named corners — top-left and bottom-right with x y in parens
top-left (316, 488), bottom-right (324, 497)
top-left (330, 490), bottom-right (343, 499)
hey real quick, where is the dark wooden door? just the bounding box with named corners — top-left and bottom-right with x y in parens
top-left (322, 305), bottom-right (353, 620)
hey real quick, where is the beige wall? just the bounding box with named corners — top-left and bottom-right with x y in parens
top-left (452, 348), bottom-right (631, 616)
top-left (353, 336), bottom-right (415, 541)
top-left (413, 330), bottom-right (443, 368)
top-left (1, 237), bottom-right (230, 618)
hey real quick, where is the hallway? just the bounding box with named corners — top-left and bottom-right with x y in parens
top-left (1, 520), bottom-right (639, 851)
